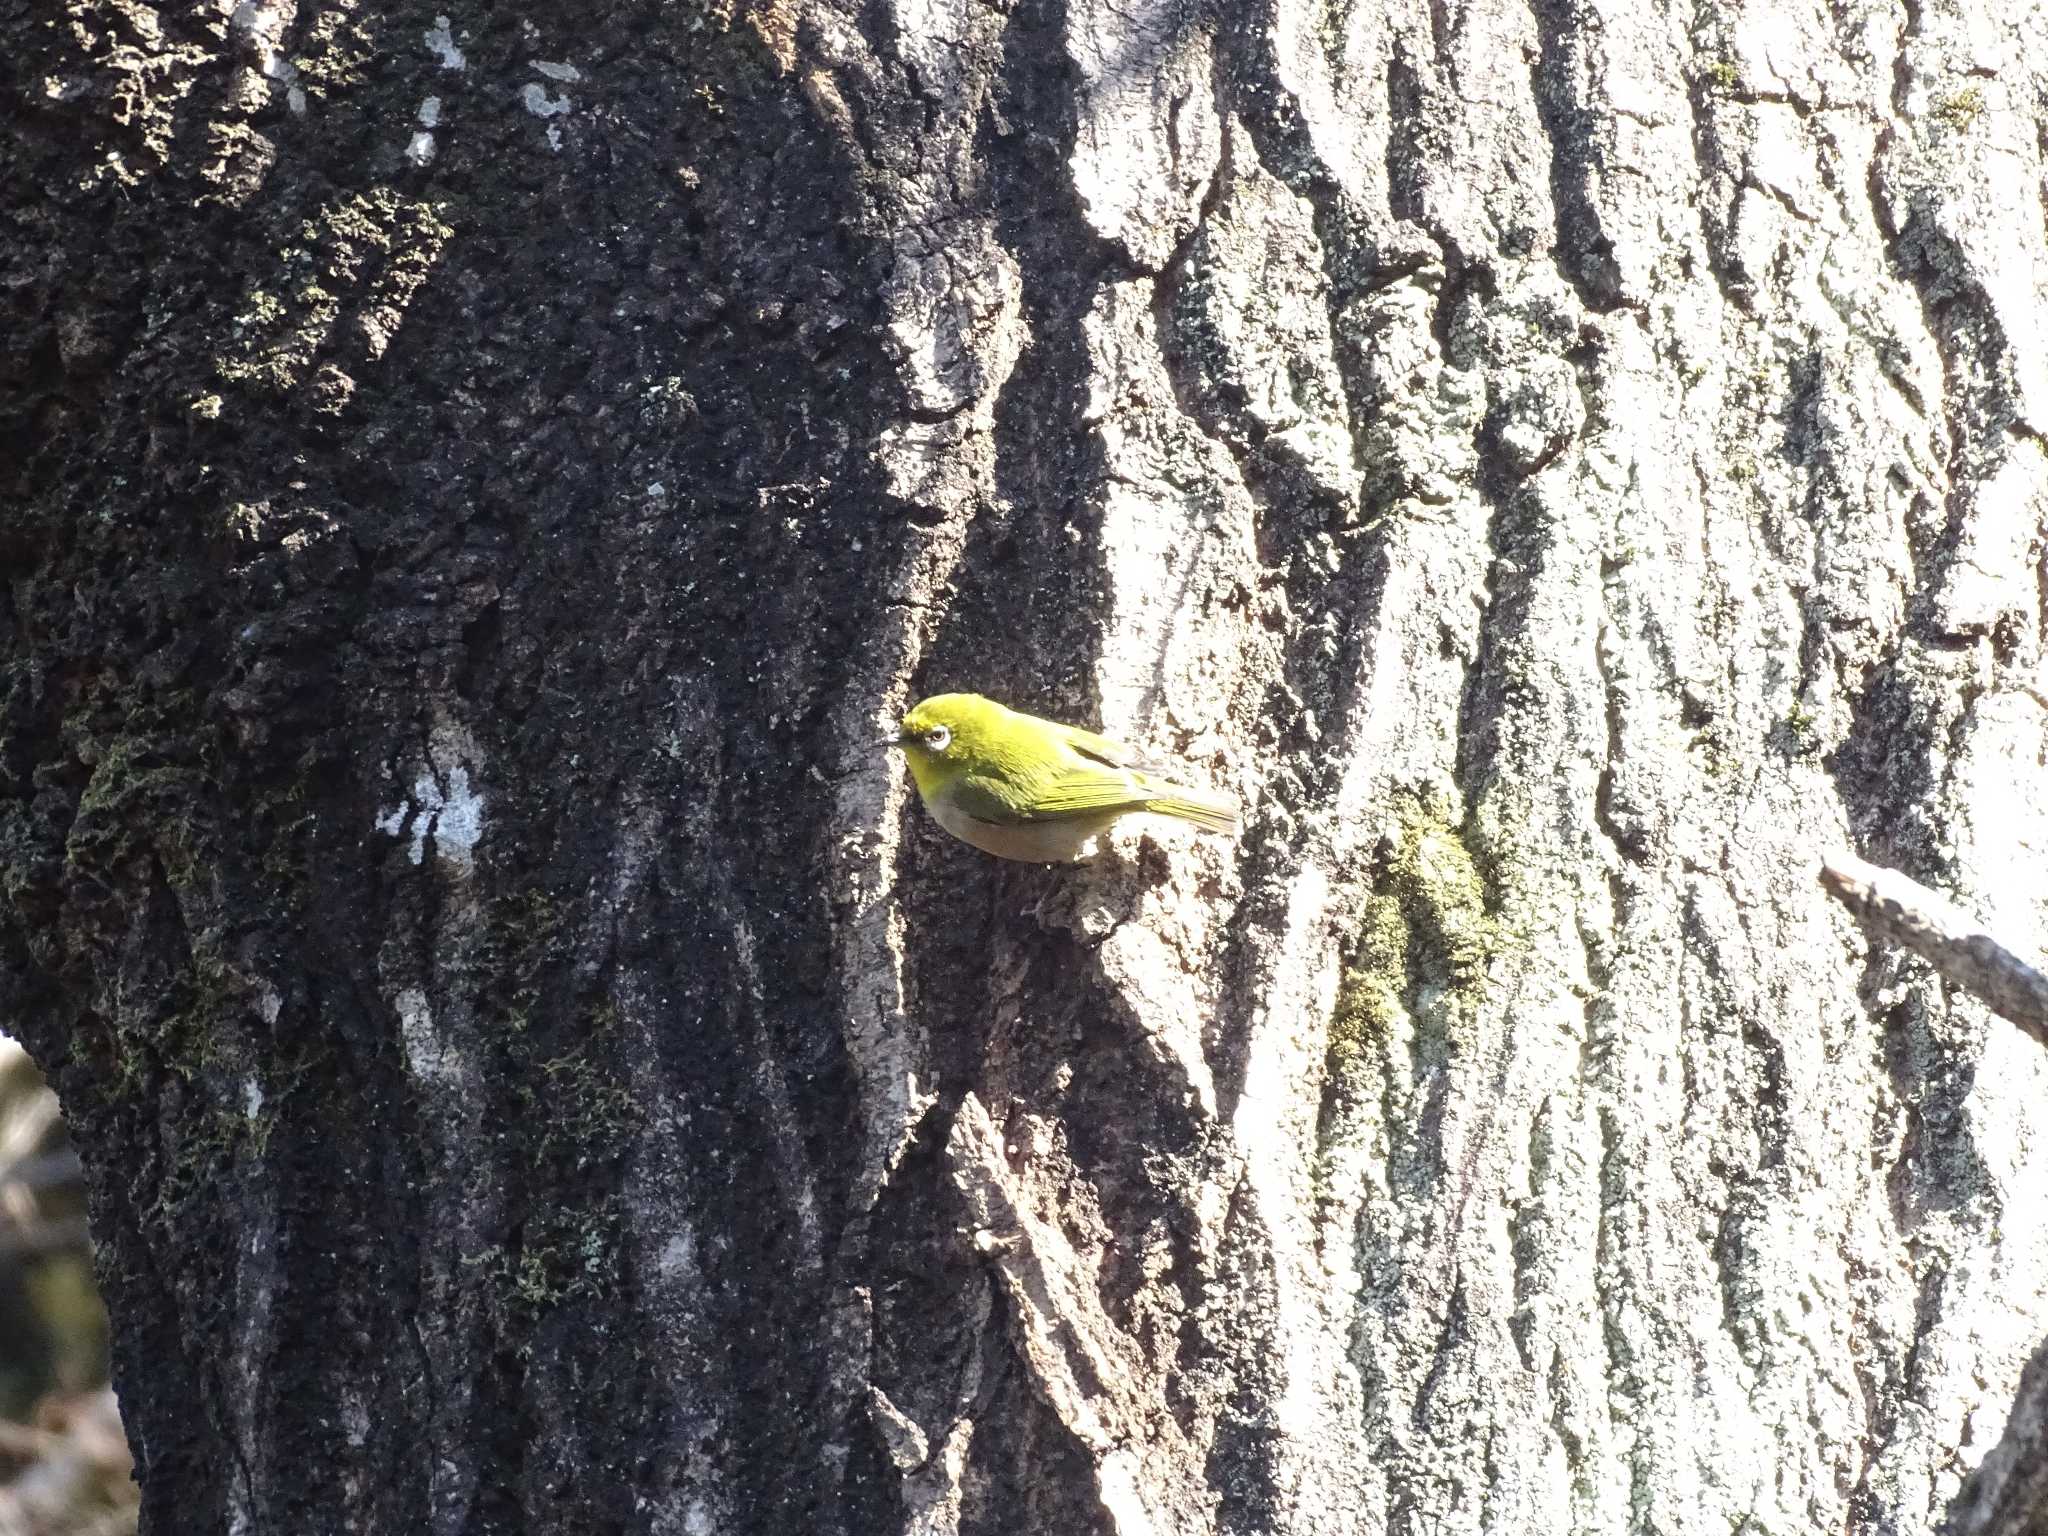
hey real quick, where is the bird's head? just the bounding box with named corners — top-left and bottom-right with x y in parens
top-left (888, 693), bottom-right (1015, 797)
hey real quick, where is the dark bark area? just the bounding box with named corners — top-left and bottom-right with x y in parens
top-left (2, 2), bottom-right (918, 1528)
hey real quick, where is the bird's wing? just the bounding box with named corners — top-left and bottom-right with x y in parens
top-left (1015, 762), bottom-right (1161, 820)
top-left (946, 763), bottom-right (1152, 826)
top-left (1036, 722), bottom-right (1220, 819)
top-left (1052, 721), bottom-right (1143, 769)
top-left (947, 721), bottom-right (1229, 829)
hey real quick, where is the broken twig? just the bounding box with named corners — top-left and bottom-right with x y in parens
top-left (1819, 849), bottom-right (2048, 1051)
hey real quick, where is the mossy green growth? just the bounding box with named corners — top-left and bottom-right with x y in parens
top-left (482, 886), bottom-right (564, 1036)
top-left (65, 727), bottom-right (212, 889)
top-left (140, 954), bottom-right (240, 1087)
top-left (505, 994), bottom-right (643, 1174)
top-left (252, 764), bottom-right (318, 897)
top-left (1932, 84), bottom-right (1985, 133)
top-left (1325, 792), bottom-right (1498, 1102)
top-left (134, 978), bottom-right (271, 1226)
top-left (1774, 701), bottom-right (1822, 759)
top-left (291, 8), bottom-right (377, 97)
top-left (479, 1192), bottom-right (629, 1334)
top-left (1326, 891), bottom-right (1405, 1084)
top-left (508, 993), bottom-right (643, 1320)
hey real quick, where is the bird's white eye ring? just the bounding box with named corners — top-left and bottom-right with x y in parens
top-left (925, 725), bottom-right (951, 752)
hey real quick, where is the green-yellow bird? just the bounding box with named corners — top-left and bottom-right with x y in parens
top-left (886, 693), bottom-right (1238, 862)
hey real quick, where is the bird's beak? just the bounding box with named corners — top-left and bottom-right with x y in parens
top-left (878, 733), bottom-right (903, 749)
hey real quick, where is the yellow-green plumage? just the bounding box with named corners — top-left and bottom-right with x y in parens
top-left (889, 693), bottom-right (1237, 862)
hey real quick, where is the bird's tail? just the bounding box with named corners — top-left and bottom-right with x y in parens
top-left (1139, 780), bottom-right (1239, 834)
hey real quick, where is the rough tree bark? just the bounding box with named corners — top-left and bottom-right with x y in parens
top-left (3, 0), bottom-right (2046, 1533)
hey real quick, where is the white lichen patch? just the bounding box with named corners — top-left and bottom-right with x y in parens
top-left (339, 1391), bottom-right (370, 1450)
top-left (519, 79), bottom-right (572, 152)
top-left (656, 1227), bottom-right (697, 1279)
top-left (424, 15), bottom-right (465, 71)
top-left (375, 728), bottom-right (486, 872)
top-left (520, 82), bottom-right (572, 118)
top-left (228, 0), bottom-right (298, 85)
top-left (406, 97), bottom-right (441, 165)
top-left (531, 60), bottom-right (580, 82)
top-left (427, 762), bottom-right (483, 863)
top-left (394, 986), bottom-right (458, 1084)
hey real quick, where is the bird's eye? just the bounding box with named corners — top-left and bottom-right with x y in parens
top-left (924, 725), bottom-right (951, 752)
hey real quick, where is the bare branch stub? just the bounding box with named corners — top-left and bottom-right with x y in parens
top-left (1819, 850), bottom-right (2048, 1051)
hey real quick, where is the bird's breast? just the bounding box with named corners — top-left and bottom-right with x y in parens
top-left (924, 783), bottom-right (1114, 862)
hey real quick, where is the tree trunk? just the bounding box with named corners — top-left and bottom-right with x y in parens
top-left (4, 0), bottom-right (2046, 1532)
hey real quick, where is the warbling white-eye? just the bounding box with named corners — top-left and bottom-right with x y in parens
top-left (885, 693), bottom-right (1238, 862)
